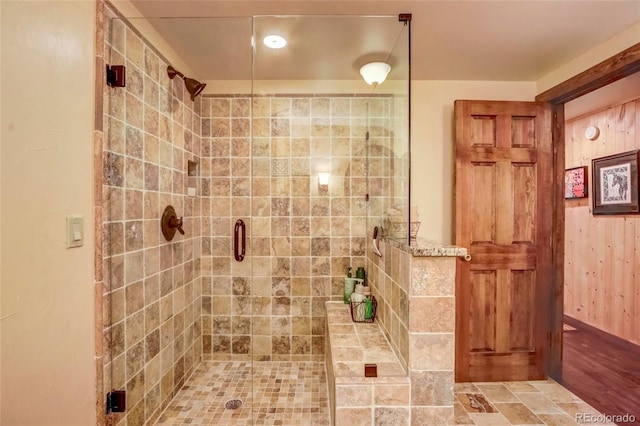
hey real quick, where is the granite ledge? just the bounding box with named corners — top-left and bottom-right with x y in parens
top-left (384, 237), bottom-right (467, 258)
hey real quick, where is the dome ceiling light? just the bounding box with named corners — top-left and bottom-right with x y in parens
top-left (359, 62), bottom-right (391, 86)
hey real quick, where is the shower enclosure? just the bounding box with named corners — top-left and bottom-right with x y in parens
top-left (101, 8), bottom-right (409, 425)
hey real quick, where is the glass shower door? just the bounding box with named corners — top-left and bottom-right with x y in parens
top-left (103, 11), bottom-right (256, 425)
top-left (251, 14), bottom-right (409, 424)
top-left (102, 9), bottom-right (409, 425)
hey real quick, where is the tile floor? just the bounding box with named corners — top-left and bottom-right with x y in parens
top-left (455, 381), bottom-right (616, 425)
top-left (155, 361), bottom-right (615, 425)
top-left (155, 361), bottom-right (330, 425)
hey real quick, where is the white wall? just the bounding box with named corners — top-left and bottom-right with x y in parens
top-left (411, 80), bottom-right (537, 244)
top-left (538, 20), bottom-right (640, 94)
top-left (0, 1), bottom-right (96, 424)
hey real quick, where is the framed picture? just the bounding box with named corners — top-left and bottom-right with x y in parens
top-left (592, 149), bottom-right (639, 215)
top-left (564, 166), bottom-right (588, 199)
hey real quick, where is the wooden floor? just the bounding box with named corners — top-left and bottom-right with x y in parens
top-left (561, 317), bottom-right (640, 425)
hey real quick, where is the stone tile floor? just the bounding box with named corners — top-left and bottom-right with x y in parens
top-left (455, 381), bottom-right (617, 425)
top-left (155, 361), bottom-right (616, 425)
top-left (155, 361), bottom-right (330, 425)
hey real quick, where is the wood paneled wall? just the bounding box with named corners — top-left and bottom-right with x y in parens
top-left (564, 98), bottom-right (640, 345)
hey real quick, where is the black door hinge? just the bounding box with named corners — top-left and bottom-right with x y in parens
top-left (106, 65), bottom-right (126, 88)
top-left (106, 390), bottom-right (126, 413)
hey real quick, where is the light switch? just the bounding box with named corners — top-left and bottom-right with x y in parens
top-left (66, 216), bottom-right (84, 248)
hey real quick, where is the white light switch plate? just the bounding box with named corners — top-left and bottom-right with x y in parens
top-left (66, 215), bottom-right (84, 248)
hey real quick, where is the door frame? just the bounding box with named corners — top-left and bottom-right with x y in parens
top-left (535, 42), bottom-right (640, 380)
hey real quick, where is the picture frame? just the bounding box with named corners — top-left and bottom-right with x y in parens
top-left (592, 149), bottom-right (639, 215)
top-left (564, 166), bottom-right (588, 199)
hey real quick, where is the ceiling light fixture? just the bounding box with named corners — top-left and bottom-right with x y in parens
top-left (359, 62), bottom-right (391, 86)
top-left (263, 35), bottom-right (287, 49)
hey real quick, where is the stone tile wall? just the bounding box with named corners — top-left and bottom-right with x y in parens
top-left (201, 95), bottom-right (395, 361)
top-left (98, 10), bottom-right (404, 426)
top-left (367, 240), bottom-right (457, 425)
top-left (408, 256), bottom-right (456, 425)
top-left (367, 240), bottom-right (411, 370)
top-left (101, 8), bottom-right (203, 424)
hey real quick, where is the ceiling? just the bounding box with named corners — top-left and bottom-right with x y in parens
top-left (125, 0), bottom-right (640, 82)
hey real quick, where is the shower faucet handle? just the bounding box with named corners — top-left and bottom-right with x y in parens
top-left (169, 216), bottom-right (185, 235)
top-left (161, 205), bottom-right (185, 241)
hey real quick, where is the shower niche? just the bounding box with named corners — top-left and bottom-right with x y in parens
top-left (101, 8), bottom-right (409, 425)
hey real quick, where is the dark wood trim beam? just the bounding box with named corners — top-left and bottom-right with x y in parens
top-left (548, 103), bottom-right (565, 381)
top-left (536, 42), bottom-right (640, 104)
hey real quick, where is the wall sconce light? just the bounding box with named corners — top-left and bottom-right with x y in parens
top-left (318, 172), bottom-right (330, 187)
top-left (359, 62), bottom-right (391, 86)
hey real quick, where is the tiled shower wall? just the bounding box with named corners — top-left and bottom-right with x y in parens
top-left (201, 95), bottom-right (395, 361)
top-left (102, 8), bottom-right (203, 425)
top-left (99, 7), bottom-right (403, 424)
top-left (367, 240), bottom-right (411, 370)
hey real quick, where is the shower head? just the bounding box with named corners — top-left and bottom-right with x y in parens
top-left (167, 65), bottom-right (206, 101)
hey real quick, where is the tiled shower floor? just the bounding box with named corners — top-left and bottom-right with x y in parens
top-left (155, 361), bottom-right (610, 425)
top-left (155, 361), bottom-right (330, 425)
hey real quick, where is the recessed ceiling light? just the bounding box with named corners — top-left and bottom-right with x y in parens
top-left (263, 35), bottom-right (287, 49)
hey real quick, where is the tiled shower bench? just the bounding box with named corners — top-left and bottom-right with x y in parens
top-left (325, 301), bottom-right (410, 425)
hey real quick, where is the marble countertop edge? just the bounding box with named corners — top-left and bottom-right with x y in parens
top-left (383, 237), bottom-right (468, 257)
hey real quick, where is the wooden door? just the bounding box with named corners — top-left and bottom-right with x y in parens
top-left (455, 100), bottom-right (553, 382)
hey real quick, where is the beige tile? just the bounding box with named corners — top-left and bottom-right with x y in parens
top-left (476, 383), bottom-right (520, 403)
top-left (332, 346), bottom-right (364, 362)
top-left (537, 413), bottom-right (580, 426)
top-left (410, 257), bottom-right (456, 296)
top-left (335, 384), bottom-right (372, 406)
top-left (409, 333), bottom-right (454, 370)
top-left (410, 371), bottom-right (454, 406)
top-left (375, 407), bottom-right (410, 425)
top-left (506, 382), bottom-right (541, 393)
top-left (454, 402), bottom-right (475, 425)
top-left (335, 407), bottom-right (372, 425)
top-left (532, 382), bottom-right (582, 403)
top-left (516, 392), bottom-right (564, 414)
top-left (409, 296), bottom-right (455, 332)
top-left (375, 384), bottom-right (410, 405)
top-left (494, 402), bottom-right (543, 424)
top-left (468, 413), bottom-right (511, 425)
top-left (555, 402), bottom-right (602, 418)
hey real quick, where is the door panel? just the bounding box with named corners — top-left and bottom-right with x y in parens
top-left (455, 100), bottom-right (552, 382)
top-left (469, 271), bottom-right (496, 353)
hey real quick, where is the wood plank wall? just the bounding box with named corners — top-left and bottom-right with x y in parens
top-left (564, 98), bottom-right (640, 345)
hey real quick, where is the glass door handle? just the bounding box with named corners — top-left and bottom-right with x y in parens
top-left (234, 219), bottom-right (246, 262)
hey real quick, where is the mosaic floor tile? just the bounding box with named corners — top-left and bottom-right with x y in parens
top-left (155, 361), bottom-right (330, 425)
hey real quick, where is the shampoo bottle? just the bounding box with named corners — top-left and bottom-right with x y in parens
top-left (344, 267), bottom-right (355, 304)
